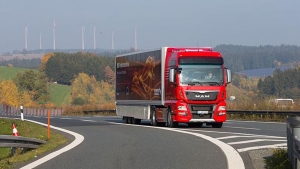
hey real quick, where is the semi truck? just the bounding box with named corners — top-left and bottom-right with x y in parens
top-left (115, 47), bottom-right (231, 128)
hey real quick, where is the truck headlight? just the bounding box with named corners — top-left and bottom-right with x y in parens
top-left (178, 105), bottom-right (187, 111)
top-left (218, 106), bottom-right (226, 111)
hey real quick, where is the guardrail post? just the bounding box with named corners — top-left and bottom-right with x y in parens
top-left (287, 117), bottom-right (300, 169)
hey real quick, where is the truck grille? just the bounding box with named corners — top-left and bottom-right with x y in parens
top-left (189, 105), bottom-right (214, 119)
top-left (192, 114), bottom-right (212, 119)
top-left (186, 91), bottom-right (218, 101)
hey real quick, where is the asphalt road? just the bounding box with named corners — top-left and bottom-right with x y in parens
top-left (15, 116), bottom-right (287, 169)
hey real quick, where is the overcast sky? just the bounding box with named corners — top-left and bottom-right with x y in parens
top-left (0, 0), bottom-right (299, 53)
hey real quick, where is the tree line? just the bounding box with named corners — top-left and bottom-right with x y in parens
top-left (0, 58), bottom-right (41, 69)
top-left (215, 44), bottom-right (300, 72)
top-left (257, 67), bottom-right (300, 99)
top-left (43, 52), bottom-right (114, 85)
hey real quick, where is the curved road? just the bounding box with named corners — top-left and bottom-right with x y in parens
top-left (16, 116), bottom-right (286, 169)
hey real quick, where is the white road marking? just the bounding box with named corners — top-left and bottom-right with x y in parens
top-left (81, 119), bottom-right (96, 122)
top-left (60, 118), bottom-right (72, 120)
top-left (20, 119), bottom-right (84, 169)
top-left (237, 143), bottom-right (287, 152)
top-left (228, 139), bottom-right (287, 145)
top-left (225, 126), bottom-right (260, 130)
top-left (109, 122), bottom-right (245, 169)
top-left (217, 135), bottom-right (259, 140)
top-left (179, 128), bottom-right (286, 139)
top-left (227, 120), bottom-right (286, 125)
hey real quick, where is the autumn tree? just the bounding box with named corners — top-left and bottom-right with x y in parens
top-left (0, 80), bottom-right (20, 106)
top-left (39, 52), bottom-right (54, 72)
top-left (13, 70), bottom-right (50, 104)
top-left (104, 66), bottom-right (115, 85)
top-left (19, 91), bottom-right (34, 107)
top-left (71, 73), bottom-right (114, 105)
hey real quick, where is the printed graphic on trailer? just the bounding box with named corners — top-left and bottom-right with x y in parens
top-left (116, 50), bottom-right (161, 100)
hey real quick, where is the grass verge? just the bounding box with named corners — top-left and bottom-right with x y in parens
top-left (265, 149), bottom-right (292, 169)
top-left (0, 118), bottom-right (69, 169)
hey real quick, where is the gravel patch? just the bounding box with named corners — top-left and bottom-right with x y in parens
top-left (248, 149), bottom-right (274, 169)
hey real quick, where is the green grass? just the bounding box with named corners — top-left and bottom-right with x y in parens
top-left (0, 118), bottom-right (69, 169)
top-left (0, 66), bottom-right (38, 81)
top-left (49, 83), bottom-right (71, 106)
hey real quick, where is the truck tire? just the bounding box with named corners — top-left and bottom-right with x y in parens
top-left (150, 107), bottom-right (158, 126)
top-left (123, 117), bottom-right (129, 124)
top-left (212, 122), bottom-right (223, 128)
top-left (167, 109), bottom-right (178, 128)
top-left (128, 117), bottom-right (133, 124)
top-left (132, 118), bottom-right (141, 124)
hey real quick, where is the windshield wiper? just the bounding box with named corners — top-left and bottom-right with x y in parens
top-left (202, 82), bottom-right (221, 86)
top-left (183, 81), bottom-right (203, 86)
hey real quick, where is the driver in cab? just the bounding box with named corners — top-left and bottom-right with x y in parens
top-left (205, 71), bottom-right (214, 80)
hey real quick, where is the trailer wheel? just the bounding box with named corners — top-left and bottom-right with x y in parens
top-left (212, 122), bottom-right (223, 128)
top-left (123, 117), bottom-right (129, 123)
top-left (132, 118), bottom-right (141, 124)
top-left (150, 108), bottom-right (158, 126)
top-left (167, 109), bottom-right (178, 128)
top-left (128, 117), bottom-right (133, 124)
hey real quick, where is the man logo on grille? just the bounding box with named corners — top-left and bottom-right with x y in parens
top-left (195, 95), bottom-right (209, 98)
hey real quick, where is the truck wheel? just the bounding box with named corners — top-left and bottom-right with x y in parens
top-left (150, 107), bottom-right (158, 126)
top-left (212, 122), bottom-right (223, 128)
top-left (132, 118), bottom-right (141, 124)
top-left (123, 117), bottom-right (129, 123)
top-left (128, 117), bottom-right (133, 124)
top-left (167, 109), bottom-right (178, 128)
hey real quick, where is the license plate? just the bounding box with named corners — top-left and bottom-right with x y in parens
top-left (197, 111), bottom-right (208, 114)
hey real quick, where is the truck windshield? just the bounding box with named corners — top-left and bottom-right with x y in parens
top-left (179, 65), bottom-right (224, 86)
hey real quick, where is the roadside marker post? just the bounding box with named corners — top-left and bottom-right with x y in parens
top-left (48, 110), bottom-right (50, 139)
top-left (20, 106), bottom-right (24, 121)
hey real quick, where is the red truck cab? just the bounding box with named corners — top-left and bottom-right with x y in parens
top-left (158, 47), bottom-right (231, 128)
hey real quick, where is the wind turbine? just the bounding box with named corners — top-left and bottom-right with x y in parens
top-left (53, 20), bottom-right (56, 50)
top-left (25, 24), bottom-right (28, 51)
top-left (112, 31), bottom-right (114, 50)
top-left (135, 26), bottom-right (137, 52)
top-left (82, 25), bottom-right (85, 50)
top-left (94, 26), bottom-right (96, 49)
top-left (40, 31), bottom-right (42, 50)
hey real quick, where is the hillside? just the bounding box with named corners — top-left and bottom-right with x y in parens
top-left (0, 66), bottom-right (71, 106)
top-left (0, 66), bottom-right (38, 81)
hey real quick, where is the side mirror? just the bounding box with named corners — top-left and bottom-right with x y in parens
top-left (169, 68), bottom-right (174, 83)
top-left (226, 69), bottom-right (232, 84)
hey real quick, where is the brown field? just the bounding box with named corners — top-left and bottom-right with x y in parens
top-left (0, 54), bottom-right (44, 60)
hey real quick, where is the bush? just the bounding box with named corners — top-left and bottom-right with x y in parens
top-left (265, 149), bottom-right (292, 169)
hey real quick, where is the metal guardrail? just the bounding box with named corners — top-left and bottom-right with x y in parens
top-left (83, 109), bottom-right (116, 114)
top-left (0, 104), bottom-right (63, 117)
top-left (287, 117), bottom-right (300, 169)
top-left (228, 110), bottom-right (300, 116)
top-left (0, 135), bottom-right (47, 156)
